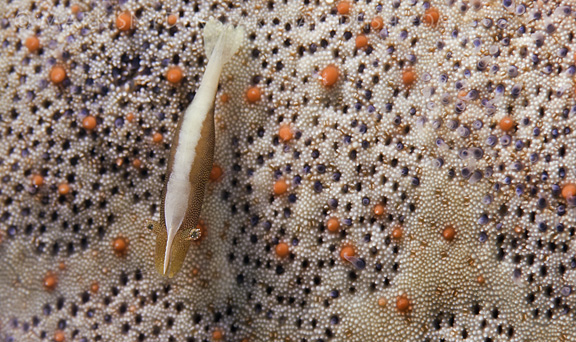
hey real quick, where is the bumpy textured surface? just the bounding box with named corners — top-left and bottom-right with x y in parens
top-left (1, 0), bottom-right (576, 341)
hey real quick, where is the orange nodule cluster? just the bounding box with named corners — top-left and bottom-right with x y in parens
top-left (499, 116), bottom-right (515, 131)
top-left (50, 66), bottom-right (67, 84)
top-left (246, 86), bottom-right (261, 103)
top-left (396, 295), bottom-right (411, 313)
top-left (402, 69), bottom-right (416, 87)
top-left (337, 1), bottom-right (350, 14)
top-left (275, 242), bottom-right (290, 258)
top-left (442, 225), bottom-right (456, 242)
top-left (278, 124), bottom-right (293, 142)
top-left (82, 115), bottom-right (97, 130)
top-left (116, 11), bottom-right (133, 31)
top-left (371, 16), bottom-right (384, 30)
top-left (54, 331), bottom-right (66, 342)
top-left (25, 36), bottom-right (40, 52)
top-left (355, 34), bottom-right (368, 49)
top-left (391, 226), bottom-right (403, 240)
top-left (58, 183), bottom-right (70, 195)
top-left (43, 272), bottom-right (57, 291)
top-left (326, 217), bottom-right (340, 233)
top-left (562, 183), bottom-right (576, 199)
top-left (32, 174), bottom-right (44, 187)
top-left (373, 203), bottom-right (385, 216)
top-left (167, 14), bottom-right (178, 26)
top-left (274, 179), bottom-right (288, 195)
top-left (152, 132), bottom-right (163, 143)
top-left (340, 245), bottom-right (355, 260)
top-left (112, 236), bottom-right (128, 256)
top-left (166, 66), bottom-right (184, 84)
top-left (320, 64), bottom-right (339, 87)
top-left (209, 165), bottom-right (223, 181)
top-left (423, 7), bottom-right (440, 26)
top-left (212, 329), bottom-right (224, 340)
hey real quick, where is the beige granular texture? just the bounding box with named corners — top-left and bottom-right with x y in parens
top-left (1, 0), bottom-right (576, 341)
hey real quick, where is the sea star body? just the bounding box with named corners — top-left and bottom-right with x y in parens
top-left (1, 0), bottom-right (575, 341)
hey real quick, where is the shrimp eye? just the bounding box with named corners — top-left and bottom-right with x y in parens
top-left (186, 227), bottom-right (201, 241)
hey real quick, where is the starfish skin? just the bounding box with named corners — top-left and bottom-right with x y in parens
top-left (0, 0), bottom-right (576, 341)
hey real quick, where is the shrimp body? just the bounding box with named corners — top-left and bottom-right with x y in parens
top-left (149, 21), bottom-right (244, 278)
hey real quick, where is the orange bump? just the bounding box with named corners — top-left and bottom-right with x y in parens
top-left (373, 203), bottom-right (385, 216)
top-left (32, 174), bottom-right (44, 187)
top-left (90, 281), bottom-right (99, 293)
top-left (423, 7), bottom-right (440, 26)
top-left (25, 36), bottom-right (40, 52)
top-left (212, 329), bottom-right (224, 340)
top-left (220, 93), bottom-right (229, 103)
top-left (337, 1), bottom-right (350, 14)
top-left (396, 295), bottom-right (411, 313)
top-left (371, 16), bottom-right (384, 30)
top-left (43, 272), bottom-right (57, 291)
top-left (116, 11), bottom-right (133, 31)
top-left (278, 124), bottom-right (293, 142)
top-left (499, 116), bottom-right (515, 131)
top-left (167, 14), bottom-right (178, 26)
top-left (126, 112), bottom-right (135, 122)
top-left (562, 183), bottom-right (576, 199)
top-left (378, 297), bottom-right (387, 307)
top-left (514, 226), bottom-right (523, 234)
top-left (54, 331), bottom-right (65, 342)
top-left (71, 4), bottom-right (81, 14)
top-left (340, 245), bottom-right (355, 260)
top-left (50, 66), bottom-right (67, 84)
top-left (152, 132), bottom-right (163, 143)
top-left (132, 159), bottom-right (142, 168)
top-left (58, 183), bottom-right (70, 195)
top-left (477, 275), bottom-right (485, 284)
top-left (355, 34), bottom-right (368, 49)
top-left (274, 179), bottom-right (288, 195)
top-left (209, 165), bottom-right (223, 181)
top-left (402, 69), bottom-right (416, 87)
top-left (442, 225), bottom-right (456, 242)
top-left (82, 115), bottom-right (97, 130)
top-left (275, 242), bottom-right (290, 258)
top-left (391, 226), bottom-right (403, 240)
top-left (326, 217), bottom-right (340, 233)
top-left (320, 64), bottom-right (339, 87)
top-left (112, 236), bottom-right (128, 256)
top-left (246, 86), bottom-right (261, 103)
top-left (166, 66), bottom-right (184, 84)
